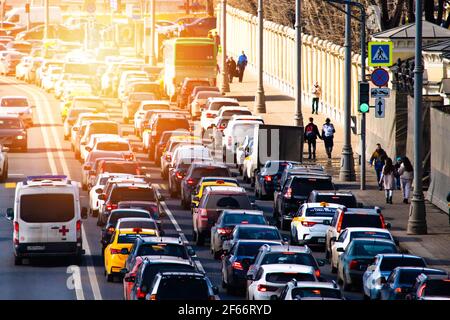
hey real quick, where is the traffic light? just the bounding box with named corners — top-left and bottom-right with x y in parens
top-left (358, 81), bottom-right (370, 113)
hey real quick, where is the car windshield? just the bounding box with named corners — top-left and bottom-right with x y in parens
top-left (96, 142), bottom-right (129, 151)
top-left (118, 220), bottom-right (156, 229)
top-left (399, 270), bottom-right (446, 285)
top-left (350, 242), bottom-right (397, 256)
top-left (0, 118), bottom-right (22, 129)
top-left (237, 228), bottom-right (280, 241)
top-left (20, 194), bottom-right (74, 222)
top-left (261, 253), bottom-right (317, 268)
top-left (315, 195), bottom-right (357, 207)
top-left (137, 243), bottom-right (188, 259)
top-left (222, 214), bottom-right (266, 225)
top-left (111, 187), bottom-right (155, 202)
top-left (157, 277), bottom-right (209, 300)
top-left (349, 231), bottom-right (391, 241)
top-left (142, 264), bottom-right (196, 288)
top-left (118, 204), bottom-right (158, 219)
top-left (291, 288), bottom-right (342, 299)
top-left (266, 272), bottom-right (316, 283)
top-left (290, 177), bottom-right (334, 197)
top-left (379, 257), bottom-right (426, 272)
top-left (304, 207), bottom-right (337, 217)
top-left (206, 195), bottom-right (251, 210)
top-left (342, 214), bottom-right (383, 229)
top-left (423, 280), bottom-right (450, 297)
top-left (192, 167), bottom-right (229, 179)
top-left (73, 100), bottom-right (104, 109)
top-left (109, 211), bottom-right (150, 225)
top-left (232, 124), bottom-right (256, 139)
top-left (1, 98), bottom-right (28, 107)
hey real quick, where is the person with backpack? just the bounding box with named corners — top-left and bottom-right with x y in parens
top-left (237, 51), bottom-right (248, 82)
top-left (304, 117), bottom-right (322, 160)
top-left (379, 157), bottom-right (396, 204)
top-left (369, 143), bottom-right (387, 190)
top-left (398, 156), bottom-right (414, 204)
top-left (321, 118), bottom-right (335, 159)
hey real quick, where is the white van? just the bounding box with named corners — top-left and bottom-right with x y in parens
top-left (6, 175), bottom-right (87, 265)
top-left (4, 6), bottom-right (62, 26)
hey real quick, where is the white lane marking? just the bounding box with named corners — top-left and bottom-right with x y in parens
top-left (25, 84), bottom-right (103, 301)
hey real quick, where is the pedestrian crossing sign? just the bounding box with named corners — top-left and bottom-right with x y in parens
top-left (368, 42), bottom-right (393, 67)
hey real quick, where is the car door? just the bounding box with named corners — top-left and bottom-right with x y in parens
top-left (46, 192), bottom-right (78, 244)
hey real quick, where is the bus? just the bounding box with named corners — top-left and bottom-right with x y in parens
top-left (162, 37), bottom-right (217, 101)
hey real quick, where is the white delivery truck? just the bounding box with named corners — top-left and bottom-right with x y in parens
top-left (4, 6), bottom-right (62, 26)
top-left (6, 175), bottom-right (87, 265)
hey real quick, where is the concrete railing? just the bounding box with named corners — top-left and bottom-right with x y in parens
top-left (218, 5), bottom-right (363, 123)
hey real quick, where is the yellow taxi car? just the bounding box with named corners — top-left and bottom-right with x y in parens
top-left (60, 91), bottom-right (92, 119)
top-left (104, 227), bottom-right (157, 282)
top-left (190, 177), bottom-right (239, 210)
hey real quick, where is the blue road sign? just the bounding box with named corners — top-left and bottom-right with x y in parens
top-left (371, 68), bottom-right (389, 87)
top-left (368, 42), bottom-right (393, 67)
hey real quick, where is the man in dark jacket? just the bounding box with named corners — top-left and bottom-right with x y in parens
top-left (369, 143), bottom-right (387, 190)
top-left (227, 57), bottom-right (237, 83)
top-left (237, 51), bottom-right (248, 82)
top-left (304, 117), bottom-right (322, 160)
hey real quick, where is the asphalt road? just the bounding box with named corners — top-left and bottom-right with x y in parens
top-left (0, 76), bottom-right (363, 300)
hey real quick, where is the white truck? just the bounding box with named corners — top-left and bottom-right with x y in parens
top-left (4, 6), bottom-right (62, 27)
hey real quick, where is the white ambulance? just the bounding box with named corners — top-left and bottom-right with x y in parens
top-left (6, 175), bottom-right (87, 265)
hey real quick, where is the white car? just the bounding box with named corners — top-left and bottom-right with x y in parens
top-left (81, 133), bottom-right (122, 161)
top-left (277, 281), bottom-right (343, 300)
top-left (15, 56), bottom-right (32, 80)
top-left (200, 97), bottom-right (239, 134)
top-left (41, 66), bottom-right (63, 92)
top-left (70, 113), bottom-right (110, 148)
top-left (170, 145), bottom-right (212, 169)
top-left (83, 136), bottom-right (134, 163)
top-left (290, 202), bottom-right (343, 246)
top-left (330, 227), bottom-right (395, 273)
top-left (117, 71), bottom-right (149, 101)
top-left (0, 144), bottom-right (8, 182)
top-left (211, 106), bottom-right (252, 128)
top-left (160, 138), bottom-right (202, 179)
top-left (0, 95), bottom-right (33, 127)
top-left (247, 264), bottom-right (318, 300)
top-left (133, 100), bottom-right (170, 136)
top-left (190, 91), bottom-right (223, 119)
top-left (88, 173), bottom-right (130, 216)
top-left (222, 120), bottom-right (260, 164)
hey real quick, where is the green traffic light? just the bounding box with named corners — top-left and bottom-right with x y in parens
top-left (359, 103), bottom-right (369, 113)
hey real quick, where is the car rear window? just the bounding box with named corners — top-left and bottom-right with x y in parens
top-left (20, 194), bottom-right (74, 223)
top-left (102, 162), bottom-right (138, 174)
top-left (399, 270), bottom-right (447, 284)
top-left (111, 187), bottom-right (156, 202)
top-left (192, 167), bottom-right (230, 179)
top-left (157, 277), bottom-right (209, 300)
top-left (423, 280), bottom-right (450, 297)
top-left (314, 195), bottom-right (357, 207)
top-left (73, 100), bottom-right (104, 110)
top-left (210, 101), bottom-right (239, 110)
top-left (266, 272), bottom-right (316, 283)
top-left (350, 242), bottom-right (397, 256)
top-left (142, 264), bottom-right (196, 288)
top-left (305, 207), bottom-right (337, 217)
top-left (109, 211), bottom-right (150, 225)
top-left (349, 231), bottom-right (391, 241)
top-left (236, 243), bottom-right (276, 256)
top-left (89, 123), bottom-right (119, 135)
top-left (222, 110), bottom-right (251, 117)
top-left (237, 228), bottom-right (281, 241)
top-left (118, 220), bottom-right (156, 230)
top-left (379, 257), bottom-right (426, 272)
top-left (118, 233), bottom-right (155, 243)
top-left (1, 98), bottom-right (28, 107)
top-left (290, 177), bottom-right (334, 197)
top-left (342, 214), bottom-right (383, 229)
top-left (155, 118), bottom-right (189, 133)
top-left (118, 204), bottom-right (159, 219)
top-left (205, 195), bottom-right (252, 210)
top-left (291, 288), bottom-right (342, 299)
top-left (261, 253), bottom-right (318, 269)
top-left (137, 243), bottom-right (188, 259)
top-left (96, 142), bottom-right (130, 152)
top-left (223, 214), bottom-right (266, 225)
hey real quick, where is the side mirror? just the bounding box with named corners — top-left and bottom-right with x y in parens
top-left (98, 194), bottom-right (106, 201)
top-left (95, 188), bottom-right (103, 194)
top-left (120, 248), bottom-right (129, 255)
top-left (188, 248), bottom-right (196, 256)
top-left (81, 207), bottom-right (88, 219)
top-left (6, 208), bottom-right (13, 220)
top-left (385, 222), bottom-right (391, 229)
top-left (336, 247), bottom-right (345, 253)
top-left (212, 286), bottom-right (219, 295)
top-left (85, 146), bottom-right (92, 152)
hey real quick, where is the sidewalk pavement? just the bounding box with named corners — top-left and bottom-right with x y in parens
top-left (222, 68), bottom-right (450, 273)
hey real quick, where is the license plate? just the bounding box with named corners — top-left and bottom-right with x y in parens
top-left (317, 238), bottom-right (325, 243)
top-left (27, 246), bottom-right (45, 251)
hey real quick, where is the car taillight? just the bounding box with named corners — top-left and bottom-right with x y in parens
top-left (107, 227), bottom-right (115, 234)
top-left (110, 248), bottom-right (121, 254)
top-left (315, 269), bottom-right (321, 278)
top-left (217, 227), bottom-right (232, 235)
top-left (232, 261), bottom-right (243, 270)
top-left (125, 154), bottom-right (134, 161)
top-left (175, 171), bottom-right (184, 179)
top-left (257, 284), bottom-right (278, 292)
top-left (301, 220), bottom-right (317, 227)
top-left (136, 288), bottom-right (146, 299)
top-left (206, 113), bottom-right (215, 118)
top-left (199, 208), bottom-right (208, 220)
top-left (165, 154), bottom-right (172, 161)
top-left (349, 260), bottom-right (359, 270)
top-left (380, 213), bottom-right (387, 229)
top-left (336, 214), bottom-right (344, 233)
top-left (187, 178), bottom-right (195, 185)
top-left (264, 175), bottom-right (273, 182)
top-left (106, 203), bottom-right (118, 211)
top-left (76, 220), bottom-right (81, 242)
top-left (418, 284), bottom-right (426, 297)
top-left (395, 287), bottom-right (402, 293)
top-left (14, 222), bottom-right (19, 245)
top-left (284, 187), bottom-right (292, 199)
top-left (149, 294), bottom-right (157, 300)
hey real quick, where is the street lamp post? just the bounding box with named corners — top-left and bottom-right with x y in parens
top-left (407, 0), bottom-right (427, 234)
top-left (219, 0), bottom-right (230, 94)
top-left (294, 0), bottom-right (303, 128)
top-left (44, 0), bottom-right (49, 40)
top-left (149, 0), bottom-right (156, 65)
top-left (339, 3), bottom-right (356, 181)
top-left (143, 0), bottom-right (148, 63)
top-left (254, 0), bottom-right (266, 113)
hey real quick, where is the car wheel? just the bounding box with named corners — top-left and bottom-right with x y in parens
top-left (14, 256), bottom-right (22, 266)
top-left (106, 271), bottom-right (114, 282)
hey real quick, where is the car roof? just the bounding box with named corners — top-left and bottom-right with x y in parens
top-left (235, 224), bottom-right (277, 229)
top-left (343, 227), bottom-right (391, 233)
top-left (261, 264), bottom-right (315, 273)
top-left (395, 267), bottom-right (447, 274)
top-left (208, 97), bottom-right (239, 103)
top-left (311, 190), bottom-right (354, 196)
top-left (342, 208), bottom-right (381, 215)
top-left (144, 256), bottom-right (193, 264)
top-left (140, 100), bottom-right (170, 105)
top-left (376, 254), bottom-right (423, 259)
top-left (158, 272), bottom-right (206, 278)
top-left (261, 245), bottom-right (311, 253)
top-left (235, 240), bottom-right (283, 246)
top-left (118, 200), bottom-right (157, 205)
top-left (114, 182), bottom-right (152, 188)
top-left (304, 203), bottom-right (344, 209)
top-left (111, 208), bottom-right (150, 214)
top-left (288, 281), bottom-right (338, 289)
top-left (221, 209), bottom-right (264, 215)
top-left (117, 217), bottom-right (154, 222)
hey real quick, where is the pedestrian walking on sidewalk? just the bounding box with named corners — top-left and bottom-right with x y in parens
top-left (321, 118), bottom-right (335, 159)
top-left (398, 156), bottom-right (414, 204)
top-left (380, 157), bottom-right (396, 204)
top-left (370, 143), bottom-right (387, 190)
top-left (237, 51), bottom-right (248, 83)
top-left (226, 57), bottom-right (237, 83)
top-left (394, 157), bottom-right (402, 190)
top-left (311, 81), bottom-right (321, 114)
top-left (304, 117), bottom-right (322, 160)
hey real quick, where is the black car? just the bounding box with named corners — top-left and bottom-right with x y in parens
top-left (0, 115), bottom-right (27, 151)
top-left (380, 267), bottom-right (447, 300)
top-left (179, 17), bottom-right (217, 37)
top-left (180, 161), bottom-right (231, 209)
top-left (221, 240), bottom-right (283, 295)
top-left (254, 160), bottom-right (300, 200)
top-left (100, 208), bottom-right (152, 251)
top-left (168, 158), bottom-right (192, 197)
top-left (406, 273), bottom-right (450, 300)
top-left (117, 201), bottom-right (164, 235)
top-left (273, 174), bottom-right (334, 230)
top-left (307, 190), bottom-right (361, 208)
